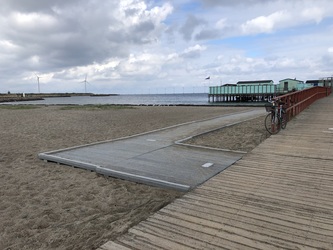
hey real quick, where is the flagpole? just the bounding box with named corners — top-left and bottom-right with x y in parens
top-left (205, 76), bottom-right (210, 94)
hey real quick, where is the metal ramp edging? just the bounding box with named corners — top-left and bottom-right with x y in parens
top-left (39, 153), bottom-right (191, 191)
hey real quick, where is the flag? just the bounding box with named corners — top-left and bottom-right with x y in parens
top-left (205, 76), bottom-right (210, 80)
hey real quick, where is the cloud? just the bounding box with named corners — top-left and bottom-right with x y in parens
top-left (117, 1), bottom-right (173, 27)
top-left (0, 0), bottom-right (80, 12)
top-left (9, 12), bottom-right (58, 31)
top-left (196, 0), bottom-right (272, 7)
top-left (239, 3), bottom-right (333, 36)
top-left (301, 6), bottom-right (327, 24)
top-left (241, 10), bottom-right (291, 34)
top-left (0, 0), bottom-right (173, 74)
top-left (179, 14), bottom-right (205, 40)
top-left (1, 0), bottom-right (333, 93)
top-left (116, 53), bottom-right (163, 77)
top-left (0, 40), bottom-right (19, 53)
top-left (215, 18), bottom-right (227, 29)
top-left (181, 44), bottom-right (207, 58)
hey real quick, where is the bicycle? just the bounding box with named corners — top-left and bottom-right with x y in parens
top-left (264, 100), bottom-right (287, 134)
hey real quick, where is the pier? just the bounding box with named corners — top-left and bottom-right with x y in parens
top-left (209, 84), bottom-right (281, 102)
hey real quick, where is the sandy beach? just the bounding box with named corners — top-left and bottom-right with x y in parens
top-left (0, 105), bottom-right (269, 250)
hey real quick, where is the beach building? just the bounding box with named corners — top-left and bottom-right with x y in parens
top-left (306, 80), bottom-right (320, 86)
top-left (322, 77), bottom-right (333, 88)
top-left (307, 77), bottom-right (333, 88)
top-left (209, 80), bottom-right (277, 103)
top-left (278, 78), bottom-right (311, 92)
top-left (236, 80), bottom-right (274, 86)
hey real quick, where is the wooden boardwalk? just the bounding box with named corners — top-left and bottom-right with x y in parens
top-left (99, 95), bottom-right (333, 250)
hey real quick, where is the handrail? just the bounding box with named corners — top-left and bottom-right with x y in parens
top-left (273, 86), bottom-right (331, 121)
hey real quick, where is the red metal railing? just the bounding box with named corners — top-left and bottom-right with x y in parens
top-left (273, 86), bottom-right (332, 121)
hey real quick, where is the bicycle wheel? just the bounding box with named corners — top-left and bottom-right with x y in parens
top-left (281, 111), bottom-right (287, 129)
top-left (265, 113), bottom-right (281, 134)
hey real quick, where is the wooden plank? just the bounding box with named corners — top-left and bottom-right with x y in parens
top-left (151, 208), bottom-right (332, 248)
top-left (180, 194), bottom-right (333, 232)
top-left (97, 241), bottom-right (132, 250)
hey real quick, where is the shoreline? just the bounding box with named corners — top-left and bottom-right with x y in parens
top-left (0, 97), bottom-right (44, 103)
top-left (0, 101), bottom-right (267, 108)
top-left (0, 93), bottom-right (118, 103)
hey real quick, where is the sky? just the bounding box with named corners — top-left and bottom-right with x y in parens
top-left (0, 0), bottom-right (332, 94)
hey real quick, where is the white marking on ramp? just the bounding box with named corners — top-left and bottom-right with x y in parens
top-left (202, 163), bottom-right (214, 168)
top-left (322, 128), bottom-right (333, 133)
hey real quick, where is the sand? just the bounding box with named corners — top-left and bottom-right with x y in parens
top-left (185, 114), bottom-right (270, 152)
top-left (0, 105), bottom-right (269, 250)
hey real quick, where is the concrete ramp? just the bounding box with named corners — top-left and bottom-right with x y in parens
top-left (39, 109), bottom-right (265, 191)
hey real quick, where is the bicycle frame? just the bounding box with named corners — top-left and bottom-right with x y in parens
top-left (278, 102), bottom-right (287, 129)
top-left (265, 100), bottom-right (283, 134)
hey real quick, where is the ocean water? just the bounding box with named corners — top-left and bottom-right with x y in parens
top-left (5, 93), bottom-right (212, 106)
top-left (2, 93), bottom-right (266, 106)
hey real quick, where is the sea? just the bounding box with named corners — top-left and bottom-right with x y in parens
top-left (2, 93), bottom-right (264, 106)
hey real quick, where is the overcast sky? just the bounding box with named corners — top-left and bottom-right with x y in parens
top-left (1, 0), bottom-right (332, 94)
